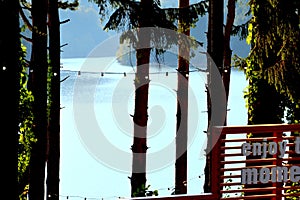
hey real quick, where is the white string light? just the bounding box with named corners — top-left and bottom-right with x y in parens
top-left (153, 174), bottom-right (205, 192)
top-left (54, 194), bottom-right (126, 200)
top-left (223, 66), bottom-right (231, 73)
top-left (63, 68), bottom-right (205, 77)
top-left (50, 174), bottom-right (205, 199)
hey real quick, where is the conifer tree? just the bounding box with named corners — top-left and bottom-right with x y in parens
top-left (175, 0), bottom-right (190, 195)
top-left (18, 1), bottom-right (78, 199)
top-left (0, 0), bottom-right (21, 199)
top-left (244, 0), bottom-right (299, 197)
top-left (204, 0), bottom-right (224, 193)
top-left (28, 0), bottom-right (49, 199)
top-left (47, 0), bottom-right (61, 199)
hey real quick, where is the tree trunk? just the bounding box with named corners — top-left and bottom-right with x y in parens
top-left (204, 0), bottom-right (224, 193)
top-left (130, 0), bottom-right (152, 197)
top-left (175, 0), bottom-right (190, 195)
top-left (47, 0), bottom-right (61, 199)
top-left (28, 0), bottom-right (49, 199)
top-left (222, 0), bottom-right (235, 126)
top-left (0, 0), bottom-right (20, 199)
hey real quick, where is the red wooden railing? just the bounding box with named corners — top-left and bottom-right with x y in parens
top-left (127, 123), bottom-right (300, 200)
top-left (212, 123), bottom-right (300, 200)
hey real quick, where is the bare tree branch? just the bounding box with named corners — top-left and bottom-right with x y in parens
top-left (19, 4), bottom-right (33, 31)
top-left (60, 19), bottom-right (70, 24)
top-left (20, 34), bottom-right (33, 42)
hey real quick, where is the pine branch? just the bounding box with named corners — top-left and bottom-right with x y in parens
top-left (19, 4), bottom-right (33, 31)
top-left (20, 34), bottom-right (33, 43)
top-left (60, 19), bottom-right (70, 24)
top-left (60, 76), bottom-right (70, 83)
top-left (58, 0), bottom-right (79, 10)
top-left (60, 43), bottom-right (68, 48)
top-left (231, 20), bottom-right (249, 40)
top-left (20, 0), bottom-right (31, 10)
top-left (98, 0), bottom-right (208, 32)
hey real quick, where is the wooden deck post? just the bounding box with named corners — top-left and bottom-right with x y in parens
top-left (273, 131), bottom-right (283, 200)
top-left (211, 127), bottom-right (221, 198)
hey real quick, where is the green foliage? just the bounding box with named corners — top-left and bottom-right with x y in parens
top-left (251, 0), bottom-right (299, 99)
top-left (47, 56), bottom-right (54, 120)
top-left (90, 0), bottom-right (208, 31)
top-left (89, 0), bottom-right (208, 47)
top-left (232, 54), bottom-right (247, 71)
top-left (18, 44), bottom-right (36, 200)
top-left (231, 21), bottom-right (249, 41)
top-left (222, 177), bottom-right (244, 198)
top-left (90, 0), bottom-right (207, 67)
top-left (58, 0), bottom-right (79, 10)
top-left (242, 0), bottom-right (300, 125)
top-left (286, 182), bottom-right (300, 200)
top-left (18, 33), bottom-right (55, 200)
top-left (132, 184), bottom-right (159, 197)
top-left (19, 184), bottom-right (29, 200)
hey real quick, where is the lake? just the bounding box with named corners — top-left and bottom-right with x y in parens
top-left (59, 57), bottom-right (248, 199)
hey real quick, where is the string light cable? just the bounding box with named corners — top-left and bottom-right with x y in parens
top-left (52, 174), bottom-right (205, 199)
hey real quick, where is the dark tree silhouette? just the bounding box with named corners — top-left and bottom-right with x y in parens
top-left (130, 0), bottom-right (153, 196)
top-left (0, 0), bottom-right (21, 199)
top-left (28, 0), bottom-right (49, 199)
top-left (175, 0), bottom-right (190, 195)
top-left (204, 0), bottom-right (224, 193)
top-left (47, 0), bottom-right (61, 199)
top-left (17, 1), bottom-right (78, 199)
top-left (222, 0), bottom-right (235, 125)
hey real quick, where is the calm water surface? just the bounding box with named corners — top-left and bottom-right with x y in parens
top-left (59, 57), bottom-right (248, 199)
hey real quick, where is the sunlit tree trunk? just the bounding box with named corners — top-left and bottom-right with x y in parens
top-left (175, 0), bottom-right (190, 195)
top-left (28, 0), bottom-right (48, 199)
top-left (131, 0), bottom-right (152, 197)
top-left (204, 0), bottom-right (224, 193)
top-left (0, 0), bottom-right (20, 199)
top-left (47, 0), bottom-right (61, 199)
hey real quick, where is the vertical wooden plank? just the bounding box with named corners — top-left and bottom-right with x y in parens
top-left (211, 127), bottom-right (221, 198)
top-left (273, 131), bottom-right (283, 200)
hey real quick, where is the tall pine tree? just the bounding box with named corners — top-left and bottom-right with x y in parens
top-left (204, 0), bottom-right (225, 193)
top-left (244, 0), bottom-right (299, 197)
top-left (0, 0), bottom-right (21, 199)
top-left (28, 0), bottom-right (49, 199)
top-left (47, 0), bottom-right (61, 199)
top-left (175, 0), bottom-right (190, 195)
